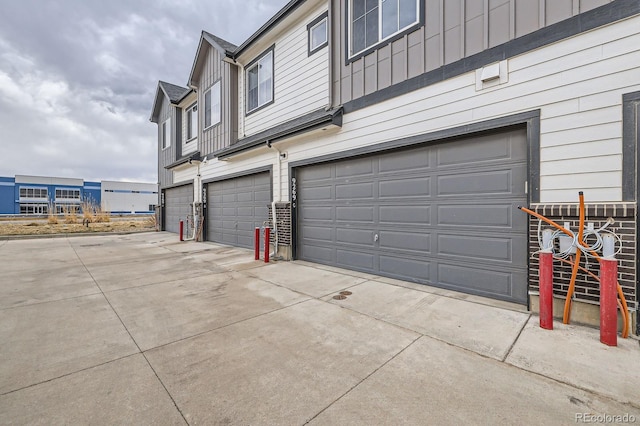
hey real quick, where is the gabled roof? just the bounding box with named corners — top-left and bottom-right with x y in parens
top-left (188, 31), bottom-right (237, 87)
top-left (149, 81), bottom-right (191, 123)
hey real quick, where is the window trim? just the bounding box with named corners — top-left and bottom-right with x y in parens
top-left (245, 45), bottom-right (275, 116)
top-left (203, 81), bottom-right (222, 131)
top-left (161, 117), bottom-right (171, 150)
top-left (186, 102), bottom-right (198, 142)
top-left (308, 12), bottom-right (329, 56)
top-left (345, 0), bottom-right (424, 64)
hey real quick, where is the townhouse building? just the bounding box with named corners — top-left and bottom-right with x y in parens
top-left (151, 0), bottom-right (640, 334)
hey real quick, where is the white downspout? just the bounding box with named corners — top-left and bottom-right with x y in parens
top-left (268, 141), bottom-right (282, 258)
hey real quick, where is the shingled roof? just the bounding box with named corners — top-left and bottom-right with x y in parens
top-left (158, 81), bottom-right (190, 103)
top-left (202, 31), bottom-right (237, 54)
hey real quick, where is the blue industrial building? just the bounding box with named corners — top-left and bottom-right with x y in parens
top-left (0, 175), bottom-right (157, 215)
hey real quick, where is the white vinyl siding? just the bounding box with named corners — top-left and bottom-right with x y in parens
top-left (182, 13), bottom-right (639, 206)
top-left (240, 4), bottom-right (329, 137)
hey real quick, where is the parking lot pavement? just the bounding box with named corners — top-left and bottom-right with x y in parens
top-left (0, 232), bottom-right (638, 424)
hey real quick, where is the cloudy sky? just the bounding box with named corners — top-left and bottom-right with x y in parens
top-left (0, 0), bottom-right (289, 183)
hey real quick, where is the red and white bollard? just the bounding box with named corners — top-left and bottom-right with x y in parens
top-left (539, 251), bottom-right (554, 330)
top-left (179, 220), bottom-right (184, 241)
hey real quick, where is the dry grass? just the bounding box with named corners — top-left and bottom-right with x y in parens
top-left (0, 217), bottom-right (155, 236)
top-left (63, 205), bottom-right (79, 224)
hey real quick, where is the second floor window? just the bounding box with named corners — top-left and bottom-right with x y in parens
top-left (350, 0), bottom-right (419, 57)
top-left (162, 118), bottom-right (171, 149)
top-left (19, 187), bottom-right (48, 199)
top-left (55, 189), bottom-right (81, 200)
top-left (204, 82), bottom-right (221, 129)
top-left (308, 13), bottom-right (329, 56)
top-left (187, 104), bottom-right (198, 140)
top-left (246, 49), bottom-right (274, 114)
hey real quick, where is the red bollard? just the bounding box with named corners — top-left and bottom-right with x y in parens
top-left (254, 227), bottom-right (260, 260)
top-left (264, 227), bottom-right (270, 263)
top-left (179, 220), bottom-right (184, 241)
top-left (600, 258), bottom-right (618, 346)
top-left (539, 252), bottom-right (553, 330)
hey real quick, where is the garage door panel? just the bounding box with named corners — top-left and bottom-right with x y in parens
top-left (336, 206), bottom-right (374, 222)
top-left (379, 205), bottom-right (431, 224)
top-left (300, 186), bottom-right (333, 201)
top-left (297, 128), bottom-right (528, 303)
top-left (301, 206), bottom-right (332, 220)
top-left (379, 177), bottom-right (430, 198)
top-left (336, 182), bottom-right (374, 199)
top-left (379, 256), bottom-right (430, 281)
top-left (437, 204), bottom-right (516, 228)
top-left (436, 132), bottom-right (522, 167)
top-left (335, 158), bottom-right (374, 177)
top-left (301, 244), bottom-right (333, 262)
top-left (336, 228), bottom-right (374, 245)
top-left (378, 230), bottom-right (430, 252)
top-left (300, 225), bottom-right (333, 242)
top-left (336, 249), bottom-right (374, 270)
top-left (207, 171), bottom-right (270, 249)
top-left (378, 148), bottom-right (430, 172)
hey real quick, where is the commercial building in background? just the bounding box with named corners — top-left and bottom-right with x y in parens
top-left (0, 175), bottom-right (158, 215)
top-left (151, 0), bottom-right (640, 332)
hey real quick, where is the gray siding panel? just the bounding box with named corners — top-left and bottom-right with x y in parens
top-left (296, 128), bottom-right (528, 303)
top-left (197, 45), bottom-right (237, 156)
top-left (158, 99), bottom-right (176, 189)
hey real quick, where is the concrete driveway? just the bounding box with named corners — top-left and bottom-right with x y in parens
top-left (0, 232), bottom-right (638, 425)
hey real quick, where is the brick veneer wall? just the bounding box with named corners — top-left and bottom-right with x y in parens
top-left (527, 203), bottom-right (637, 313)
top-left (267, 202), bottom-right (291, 246)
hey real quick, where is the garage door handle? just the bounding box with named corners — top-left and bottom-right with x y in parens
top-left (374, 234), bottom-right (379, 242)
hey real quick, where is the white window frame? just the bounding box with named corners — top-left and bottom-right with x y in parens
top-left (204, 81), bottom-right (221, 130)
top-left (186, 103), bottom-right (198, 141)
top-left (246, 48), bottom-right (274, 114)
top-left (348, 0), bottom-right (420, 58)
top-left (308, 14), bottom-right (328, 56)
top-left (162, 117), bottom-right (171, 149)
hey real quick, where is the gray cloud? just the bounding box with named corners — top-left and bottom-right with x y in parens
top-left (0, 0), bottom-right (288, 182)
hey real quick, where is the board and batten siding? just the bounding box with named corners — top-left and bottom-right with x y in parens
top-left (179, 11), bottom-right (639, 205)
top-left (332, 0), bottom-right (613, 105)
top-left (196, 45), bottom-right (238, 156)
top-left (239, 3), bottom-right (330, 138)
top-left (158, 99), bottom-right (176, 189)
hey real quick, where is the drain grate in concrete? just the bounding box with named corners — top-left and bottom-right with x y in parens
top-left (339, 291), bottom-right (352, 296)
top-left (332, 295), bottom-right (347, 300)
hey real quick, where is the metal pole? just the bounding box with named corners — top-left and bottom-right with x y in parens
top-left (179, 220), bottom-right (184, 242)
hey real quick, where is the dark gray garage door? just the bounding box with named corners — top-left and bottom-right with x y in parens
top-left (164, 184), bottom-right (193, 234)
top-left (207, 172), bottom-right (271, 249)
top-left (296, 129), bottom-right (528, 303)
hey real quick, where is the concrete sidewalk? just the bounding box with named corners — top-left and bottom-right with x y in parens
top-left (0, 232), bottom-right (638, 425)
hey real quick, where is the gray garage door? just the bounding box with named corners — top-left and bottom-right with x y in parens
top-left (207, 172), bottom-right (271, 249)
top-left (164, 184), bottom-right (194, 234)
top-left (296, 129), bottom-right (528, 303)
